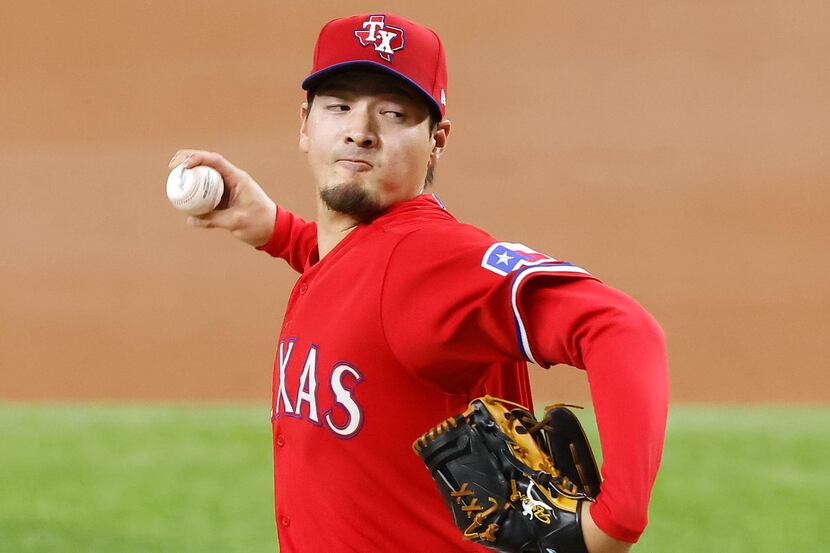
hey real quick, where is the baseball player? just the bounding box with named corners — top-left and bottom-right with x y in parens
top-left (169, 13), bottom-right (668, 553)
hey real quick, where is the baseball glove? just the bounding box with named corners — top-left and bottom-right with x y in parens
top-left (413, 395), bottom-right (601, 553)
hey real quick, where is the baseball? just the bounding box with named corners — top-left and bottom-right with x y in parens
top-left (166, 163), bottom-right (225, 215)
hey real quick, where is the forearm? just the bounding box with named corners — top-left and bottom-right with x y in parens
top-left (579, 301), bottom-right (668, 541)
top-left (520, 277), bottom-right (669, 542)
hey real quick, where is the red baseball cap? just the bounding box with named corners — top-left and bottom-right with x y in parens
top-left (302, 13), bottom-right (448, 118)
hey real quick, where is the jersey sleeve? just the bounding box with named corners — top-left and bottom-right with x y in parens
top-left (520, 278), bottom-right (669, 543)
top-left (382, 222), bottom-right (668, 542)
top-left (256, 205), bottom-right (318, 274)
top-left (380, 224), bottom-right (595, 387)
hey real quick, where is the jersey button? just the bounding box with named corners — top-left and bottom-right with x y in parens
top-left (298, 282), bottom-right (308, 295)
top-left (280, 515), bottom-right (291, 527)
top-left (276, 434), bottom-right (286, 447)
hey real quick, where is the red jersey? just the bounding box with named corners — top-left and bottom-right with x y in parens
top-left (259, 194), bottom-right (668, 550)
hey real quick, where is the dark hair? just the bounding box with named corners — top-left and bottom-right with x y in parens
top-left (306, 91), bottom-right (441, 187)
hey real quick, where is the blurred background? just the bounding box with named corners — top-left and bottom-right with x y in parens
top-left (1, 1), bottom-right (827, 552)
top-left (2, 1), bottom-right (828, 403)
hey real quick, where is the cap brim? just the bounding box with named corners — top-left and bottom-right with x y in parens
top-left (302, 60), bottom-right (443, 120)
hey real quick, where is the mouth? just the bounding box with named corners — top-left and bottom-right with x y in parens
top-left (336, 158), bottom-right (373, 171)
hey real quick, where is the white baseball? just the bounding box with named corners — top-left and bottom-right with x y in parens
top-left (166, 163), bottom-right (225, 215)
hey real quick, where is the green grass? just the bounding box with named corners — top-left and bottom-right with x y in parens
top-left (0, 403), bottom-right (826, 552)
top-left (0, 403), bottom-right (275, 553)
top-left (573, 406), bottom-right (828, 553)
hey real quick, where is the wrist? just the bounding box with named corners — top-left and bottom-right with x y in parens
top-left (581, 502), bottom-right (633, 553)
top-left (251, 199), bottom-right (278, 248)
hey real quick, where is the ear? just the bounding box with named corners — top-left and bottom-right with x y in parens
top-left (429, 119), bottom-right (451, 166)
top-left (299, 102), bottom-right (310, 153)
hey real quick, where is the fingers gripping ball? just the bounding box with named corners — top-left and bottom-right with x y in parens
top-left (166, 163), bottom-right (224, 215)
top-left (413, 396), bottom-right (601, 553)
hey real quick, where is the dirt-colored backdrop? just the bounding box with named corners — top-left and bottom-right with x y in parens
top-left (1, 1), bottom-right (827, 403)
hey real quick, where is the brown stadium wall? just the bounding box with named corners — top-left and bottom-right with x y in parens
top-left (1, 1), bottom-right (828, 403)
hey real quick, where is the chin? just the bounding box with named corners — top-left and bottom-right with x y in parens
top-left (320, 181), bottom-right (384, 221)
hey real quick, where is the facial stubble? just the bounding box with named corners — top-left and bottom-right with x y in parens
top-left (319, 181), bottom-right (384, 222)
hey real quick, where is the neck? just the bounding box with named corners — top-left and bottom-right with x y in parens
top-left (316, 198), bottom-right (361, 259)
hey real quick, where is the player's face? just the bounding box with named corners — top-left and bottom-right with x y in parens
top-left (299, 69), bottom-right (449, 220)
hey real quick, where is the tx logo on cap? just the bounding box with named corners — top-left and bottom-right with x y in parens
top-left (354, 15), bottom-right (405, 62)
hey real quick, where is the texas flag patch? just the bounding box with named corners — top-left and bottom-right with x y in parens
top-left (482, 242), bottom-right (593, 365)
top-left (481, 242), bottom-right (572, 276)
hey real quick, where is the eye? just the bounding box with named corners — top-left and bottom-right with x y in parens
top-left (326, 104), bottom-right (350, 112)
top-left (382, 110), bottom-right (404, 119)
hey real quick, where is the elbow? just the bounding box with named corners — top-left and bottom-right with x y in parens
top-left (639, 308), bottom-right (667, 357)
top-left (622, 304), bottom-right (670, 411)
top-left (586, 299), bottom-right (670, 397)
top-left (604, 299), bottom-right (667, 354)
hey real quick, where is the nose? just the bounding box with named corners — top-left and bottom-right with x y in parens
top-left (344, 106), bottom-right (378, 148)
